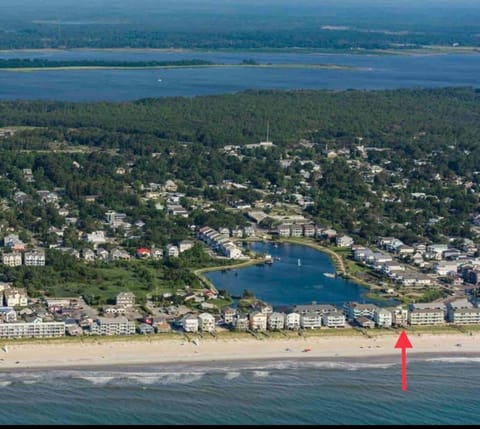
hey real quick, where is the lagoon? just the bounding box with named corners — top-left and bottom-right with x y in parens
top-left (0, 50), bottom-right (479, 101)
top-left (205, 242), bottom-right (385, 307)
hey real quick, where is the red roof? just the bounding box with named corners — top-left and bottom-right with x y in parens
top-left (137, 248), bottom-right (151, 254)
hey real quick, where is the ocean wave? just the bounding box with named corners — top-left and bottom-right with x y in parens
top-left (308, 361), bottom-right (397, 371)
top-left (214, 360), bottom-right (397, 373)
top-left (21, 380), bottom-right (39, 385)
top-left (224, 371), bottom-right (241, 380)
top-left (124, 372), bottom-right (205, 385)
top-left (253, 370), bottom-right (270, 378)
top-left (423, 357), bottom-right (480, 364)
top-left (76, 376), bottom-right (116, 385)
top-left (0, 381), bottom-right (12, 387)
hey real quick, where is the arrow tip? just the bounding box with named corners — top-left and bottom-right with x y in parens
top-left (394, 330), bottom-right (413, 349)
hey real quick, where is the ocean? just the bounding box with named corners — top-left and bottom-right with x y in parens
top-left (0, 51), bottom-right (479, 101)
top-left (0, 355), bottom-right (478, 424)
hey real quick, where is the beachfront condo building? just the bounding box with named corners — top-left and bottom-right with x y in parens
top-left (447, 299), bottom-right (480, 324)
top-left (0, 321), bottom-right (65, 338)
top-left (343, 302), bottom-right (378, 321)
top-left (300, 312), bottom-right (322, 329)
top-left (322, 311), bottom-right (346, 328)
top-left (449, 307), bottom-right (480, 324)
top-left (408, 309), bottom-right (445, 325)
top-left (89, 317), bottom-right (136, 335)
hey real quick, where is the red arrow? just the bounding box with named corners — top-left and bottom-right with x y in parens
top-left (394, 330), bottom-right (413, 391)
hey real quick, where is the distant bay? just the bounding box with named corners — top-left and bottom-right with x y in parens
top-left (0, 50), bottom-right (479, 101)
top-left (205, 242), bottom-right (392, 308)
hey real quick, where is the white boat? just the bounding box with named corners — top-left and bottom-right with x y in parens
top-left (297, 258), bottom-right (301, 266)
top-left (157, 78), bottom-right (162, 82)
top-left (323, 272), bottom-right (336, 278)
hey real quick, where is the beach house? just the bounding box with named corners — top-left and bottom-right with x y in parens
top-left (300, 312), bottom-right (322, 329)
top-left (336, 234), bottom-right (354, 248)
top-left (116, 292), bottom-right (136, 308)
top-left (267, 312), bottom-right (285, 330)
top-left (343, 302), bottom-right (377, 321)
top-left (294, 303), bottom-right (337, 316)
top-left (249, 312), bottom-right (267, 331)
top-left (182, 314), bottom-right (199, 333)
top-left (198, 313), bottom-right (216, 332)
top-left (4, 288), bottom-right (28, 307)
top-left (222, 307), bottom-right (237, 324)
top-left (322, 311), bottom-right (346, 328)
top-left (179, 240), bottom-right (194, 253)
top-left (391, 306), bottom-right (409, 327)
top-left (233, 315), bottom-right (249, 331)
top-left (373, 308), bottom-right (393, 328)
top-left (0, 306), bottom-right (17, 322)
top-left (2, 252), bottom-right (22, 267)
top-left (355, 316), bottom-right (375, 329)
top-left (285, 312), bottom-right (301, 330)
top-left (23, 249), bottom-right (46, 266)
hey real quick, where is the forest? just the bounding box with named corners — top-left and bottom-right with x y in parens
top-left (2, 1), bottom-right (480, 51)
top-left (0, 59), bottom-right (215, 69)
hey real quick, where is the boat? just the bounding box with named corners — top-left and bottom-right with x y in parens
top-left (157, 78), bottom-right (163, 82)
top-left (323, 272), bottom-right (336, 278)
top-left (297, 258), bottom-right (301, 266)
top-left (265, 254), bottom-right (273, 264)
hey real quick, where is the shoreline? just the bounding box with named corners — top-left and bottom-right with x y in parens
top-left (0, 330), bottom-right (478, 370)
top-left (0, 63), bottom-right (358, 73)
top-left (0, 46), bottom-right (479, 56)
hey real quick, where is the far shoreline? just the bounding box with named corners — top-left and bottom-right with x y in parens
top-left (0, 46), bottom-right (479, 56)
top-left (0, 63), bottom-right (359, 73)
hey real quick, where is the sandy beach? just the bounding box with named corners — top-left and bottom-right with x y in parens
top-left (0, 331), bottom-right (478, 370)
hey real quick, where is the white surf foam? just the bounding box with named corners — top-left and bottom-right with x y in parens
top-left (253, 370), bottom-right (270, 378)
top-left (225, 371), bottom-right (241, 380)
top-left (424, 357), bottom-right (480, 364)
top-left (77, 376), bottom-right (116, 385)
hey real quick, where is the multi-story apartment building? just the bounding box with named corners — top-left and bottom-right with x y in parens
top-left (0, 321), bottom-right (65, 338)
top-left (89, 317), bottom-right (136, 335)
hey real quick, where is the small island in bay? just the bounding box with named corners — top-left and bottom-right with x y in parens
top-left (0, 58), bottom-right (359, 72)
